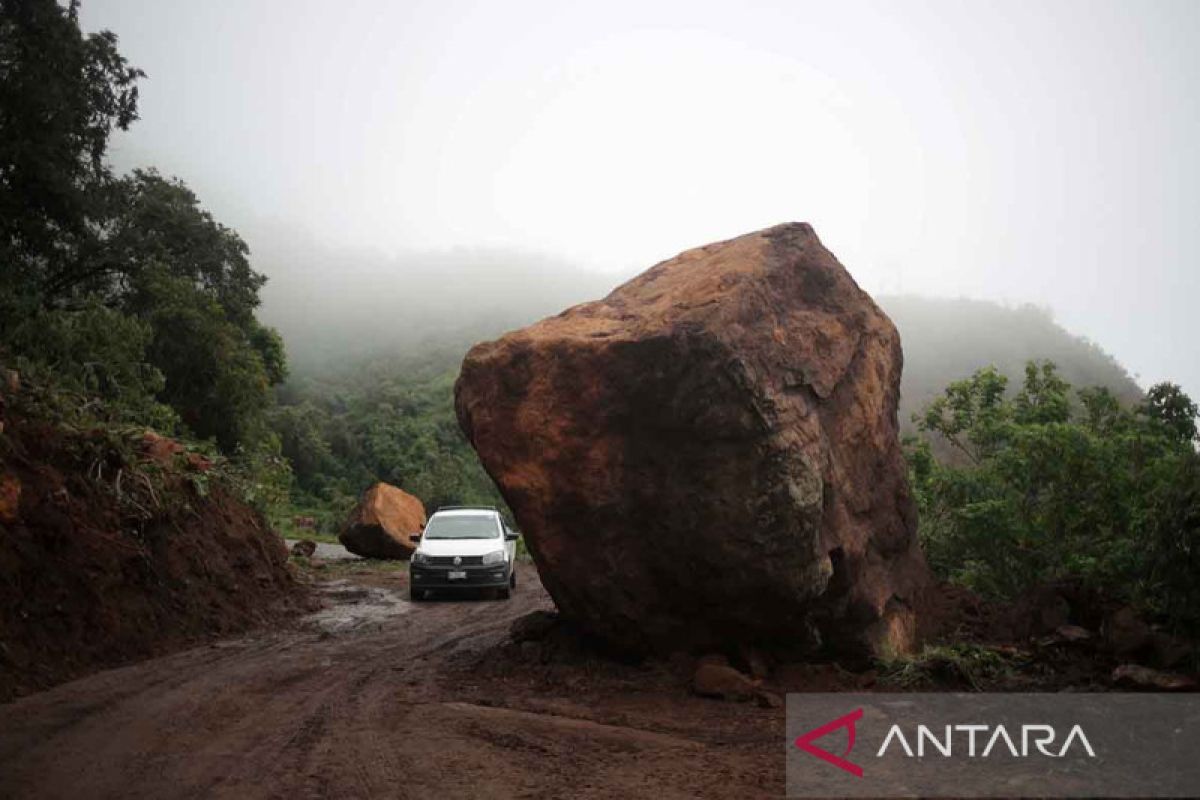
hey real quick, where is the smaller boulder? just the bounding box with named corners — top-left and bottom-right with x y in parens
top-left (510, 610), bottom-right (560, 643)
top-left (338, 483), bottom-right (426, 560)
top-left (1011, 585), bottom-right (1071, 639)
top-left (696, 653), bottom-right (730, 668)
top-left (691, 662), bottom-right (760, 702)
top-left (291, 540), bottom-right (318, 558)
top-left (518, 641), bottom-right (545, 663)
top-left (1111, 664), bottom-right (1196, 692)
top-left (1049, 624), bottom-right (1093, 645)
top-left (1151, 632), bottom-right (1193, 669)
top-left (137, 431), bottom-right (211, 472)
top-left (141, 431), bottom-right (185, 465)
top-left (739, 647), bottom-right (772, 680)
top-left (1103, 607), bottom-right (1152, 656)
top-left (755, 690), bottom-right (783, 709)
top-left (0, 471), bottom-right (20, 524)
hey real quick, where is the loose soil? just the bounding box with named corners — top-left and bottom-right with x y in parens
top-left (0, 412), bottom-right (308, 703)
top-left (3, 557), bottom-right (1170, 800)
top-left (0, 563), bottom-right (792, 799)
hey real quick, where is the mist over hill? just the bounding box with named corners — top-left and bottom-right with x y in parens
top-left (258, 250), bottom-right (1145, 516)
top-left (260, 248), bottom-right (1142, 421)
top-left (881, 295), bottom-right (1142, 428)
top-left (257, 245), bottom-right (619, 373)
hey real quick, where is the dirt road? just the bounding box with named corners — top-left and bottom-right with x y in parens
top-left (0, 564), bottom-right (783, 799)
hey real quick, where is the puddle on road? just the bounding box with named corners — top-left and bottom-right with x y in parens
top-left (302, 579), bottom-right (411, 634)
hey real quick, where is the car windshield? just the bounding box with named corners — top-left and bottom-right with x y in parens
top-left (423, 515), bottom-right (499, 540)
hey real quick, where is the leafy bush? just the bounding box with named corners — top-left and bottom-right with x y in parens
top-left (1, 3), bottom-right (286, 460)
top-left (4, 301), bottom-right (178, 433)
top-left (908, 362), bottom-right (1200, 634)
top-left (271, 350), bottom-right (506, 513)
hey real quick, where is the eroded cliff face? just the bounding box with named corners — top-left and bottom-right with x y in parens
top-left (0, 391), bottom-right (305, 701)
top-left (455, 223), bottom-right (929, 659)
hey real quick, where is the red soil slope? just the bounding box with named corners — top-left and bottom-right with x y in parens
top-left (0, 400), bottom-right (307, 701)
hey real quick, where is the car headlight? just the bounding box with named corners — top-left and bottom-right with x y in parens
top-left (412, 552), bottom-right (430, 565)
top-left (481, 549), bottom-right (506, 565)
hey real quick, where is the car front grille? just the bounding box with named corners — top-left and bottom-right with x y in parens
top-left (425, 555), bottom-right (484, 566)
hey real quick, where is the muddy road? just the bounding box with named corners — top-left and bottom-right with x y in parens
top-left (0, 564), bottom-right (783, 799)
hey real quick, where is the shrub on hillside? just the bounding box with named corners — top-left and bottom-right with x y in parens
top-left (908, 362), bottom-right (1200, 635)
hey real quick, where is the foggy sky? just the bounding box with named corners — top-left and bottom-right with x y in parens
top-left (80, 1), bottom-right (1199, 395)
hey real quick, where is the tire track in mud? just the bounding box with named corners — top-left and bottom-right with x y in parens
top-left (0, 565), bottom-right (783, 799)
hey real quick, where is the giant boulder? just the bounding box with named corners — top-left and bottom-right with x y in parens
top-left (455, 223), bottom-right (930, 658)
top-left (338, 483), bottom-right (426, 560)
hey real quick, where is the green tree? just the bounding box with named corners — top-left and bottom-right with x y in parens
top-left (99, 171), bottom-right (287, 449)
top-left (1, 3), bottom-right (286, 455)
top-left (1141, 382), bottom-right (1198, 445)
top-left (142, 273), bottom-right (275, 451)
top-left (917, 366), bottom-right (1009, 464)
top-left (269, 402), bottom-right (339, 491)
top-left (909, 362), bottom-right (1200, 634)
top-left (269, 352), bottom-right (508, 514)
top-left (0, 0), bottom-right (142, 316)
top-left (2, 299), bottom-right (177, 430)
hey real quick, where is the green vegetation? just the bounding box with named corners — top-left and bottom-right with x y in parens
top-left (1, 1), bottom-right (289, 510)
top-left (269, 348), bottom-right (504, 516)
top-left (0, 1), bottom-right (506, 533)
top-left (5, 365), bottom-right (293, 525)
top-left (883, 296), bottom-right (1142, 448)
top-left (908, 362), bottom-right (1200, 635)
top-left (272, 505), bottom-right (348, 545)
top-left (878, 643), bottom-right (1027, 690)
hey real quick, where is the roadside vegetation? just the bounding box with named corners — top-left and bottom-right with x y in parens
top-left (269, 348), bottom-right (506, 522)
top-left (907, 362), bottom-right (1200, 637)
top-left (1, 0), bottom-right (291, 515)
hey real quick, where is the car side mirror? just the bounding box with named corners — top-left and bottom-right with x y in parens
top-left (505, 531), bottom-right (519, 541)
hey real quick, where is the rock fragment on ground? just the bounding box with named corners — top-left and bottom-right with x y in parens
top-left (291, 539), bottom-right (318, 558)
top-left (510, 610), bottom-right (560, 643)
top-left (691, 662), bottom-right (761, 701)
top-left (1103, 606), bottom-right (1153, 656)
top-left (1111, 664), bottom-right (1196, 691)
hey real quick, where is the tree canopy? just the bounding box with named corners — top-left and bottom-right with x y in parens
top-left (909, 361), bottom-right (1200, 634)
top-left (0, 0), bottom-right (285, 454)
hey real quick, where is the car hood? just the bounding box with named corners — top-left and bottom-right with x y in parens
top-left (416, 538), bottom-right (506, 557)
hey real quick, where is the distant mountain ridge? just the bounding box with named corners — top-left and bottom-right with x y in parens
top-left (880, 295), bottom-right (1142, 430)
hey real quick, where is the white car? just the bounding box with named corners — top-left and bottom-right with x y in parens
top-left (408, 507), bottom-right (519, 601)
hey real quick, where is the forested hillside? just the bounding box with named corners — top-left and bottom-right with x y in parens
top-left (884, 295), bottom-right (1142, 428)
top-left (0, 1), bottom-right (300, 697)
top-left (266, 291), bottom-right (1147, 520)
top-left (1, 1), bottom-right (287, 468)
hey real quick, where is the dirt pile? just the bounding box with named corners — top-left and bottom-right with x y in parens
top-left (0, 389), bottom-right (305, 702)
top-left (456, 223), bottom-right (929, 660)
top-left (338, 482), bottom-right (426, 559)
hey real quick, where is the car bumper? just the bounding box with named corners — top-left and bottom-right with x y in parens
top-left (409, 564), bottom-right (510, 590)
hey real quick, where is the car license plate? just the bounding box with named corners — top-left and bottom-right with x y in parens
top-left (448, 570), bottom-right (466, 580)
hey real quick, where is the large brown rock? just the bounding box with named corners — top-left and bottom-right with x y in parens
top-left (455, 223), bottom-right (930, 658)
top-left (338, 483), bottom-right (426, 560)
